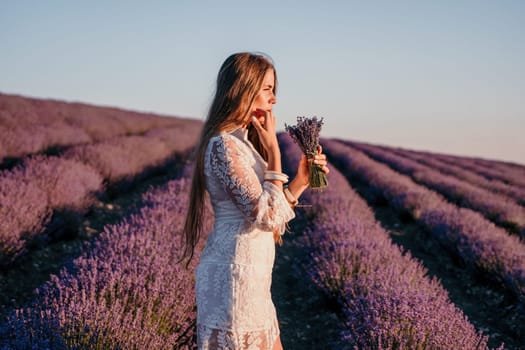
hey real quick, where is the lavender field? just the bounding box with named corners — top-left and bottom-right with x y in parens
top-left (1, 93), bottom-right (523, 349)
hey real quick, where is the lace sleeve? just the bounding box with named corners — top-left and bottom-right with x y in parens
top-left (208, 134), bottom-right (295, 234)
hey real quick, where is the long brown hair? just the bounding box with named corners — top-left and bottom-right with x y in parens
top-left (181, 52), bottom-right (278, 265)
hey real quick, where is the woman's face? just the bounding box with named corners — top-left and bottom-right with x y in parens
top-left (251, 69), bottom-right (277, 126)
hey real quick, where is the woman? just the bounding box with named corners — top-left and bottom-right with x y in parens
top-left (183, 52), bottom-right (329, 350)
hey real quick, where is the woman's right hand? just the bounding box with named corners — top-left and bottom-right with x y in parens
top-left (249, 108), bottom-right (280, 154)
top-left (296, 144), bottom-right (329, 186)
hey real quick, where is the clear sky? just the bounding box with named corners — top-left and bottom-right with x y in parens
top-left (1, 1), bottom-right (524, 164)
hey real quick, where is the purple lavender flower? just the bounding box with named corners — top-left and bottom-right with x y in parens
top-left (285, 116), bottom-right (328, 189)
top-left (0, 177), bottom-right (212, 349)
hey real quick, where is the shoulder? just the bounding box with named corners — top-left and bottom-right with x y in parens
top-left (209, 130), bottom-right (246, 148)
top-left (207, 132), bottom-right (244, 157)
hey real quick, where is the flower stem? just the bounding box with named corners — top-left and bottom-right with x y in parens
top-left (308, 159), bottom-right (328, 189)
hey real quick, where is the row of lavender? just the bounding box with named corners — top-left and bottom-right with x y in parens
top-left (473, 155), bottom-right (525, 173)
top-left (279, 134), bottom-right (496, 349)
top-left (0, 92), bottom-right (201, 162)
top-left (0, 126), bottom-right (200, 268)
top-left (0, 173), bottom-right (213, 349)
top-left (384, 144), bottom-right (525, 190)
top-left (469, 156), bottom-right (525, 187)
top-left (438, 153), bottom-right (525, 190)
top-left (380, 144), bottom-right (525, 207)
top-left (323, 140), bottom-right (525, 304)
top-left (345, 141), bottom-right (525, 238)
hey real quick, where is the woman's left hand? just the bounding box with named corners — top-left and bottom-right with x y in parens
top-left (296, 144), bottom-right (330, 187)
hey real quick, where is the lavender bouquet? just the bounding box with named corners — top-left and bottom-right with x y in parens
top-left (285, 116), bottom-right (328, 189)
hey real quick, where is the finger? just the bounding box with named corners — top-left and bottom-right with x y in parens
top-left (265, 110), bottom-right (276, 130)
top-left (250, 116), bottom-right (264, 132)
top-left (317, 144), bottom-right (323, 154)
top-left (254, 109), bottom-right (271, 130)
top-left (319, 163), bottom-right (329, 172)
top-left (314, 154), bottom-right (326, 161)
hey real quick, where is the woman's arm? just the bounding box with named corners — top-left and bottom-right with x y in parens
top-left (249, 110), bottom-right (329, 206)
top-left (208, 134), bottom-right (295, 233)
top-left (249, 111), bottom-right (287, 191)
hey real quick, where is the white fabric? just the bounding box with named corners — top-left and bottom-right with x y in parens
top-left (196, 127), bottom-right (295, 350)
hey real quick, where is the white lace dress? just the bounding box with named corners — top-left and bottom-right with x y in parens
top-left (196, 127), bottom-right (296, 350)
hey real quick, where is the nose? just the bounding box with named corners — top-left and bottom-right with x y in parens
top-left (270, 91), bottom-right (277, 104)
